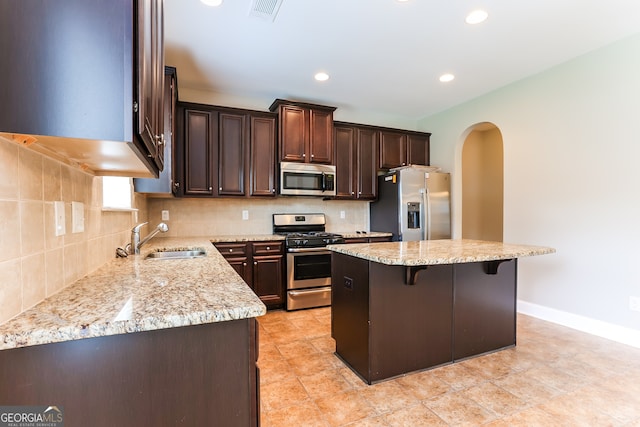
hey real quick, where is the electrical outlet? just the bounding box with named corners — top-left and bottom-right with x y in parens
top-left (242, 210), bottom-right (249, 220)
top-left (340, 210), bottom-right (345, 219)
top-left (630, 296), bottom-right (640, 312)
top-left (161, 210), bottom-right (170, 221)
top-left (54, 201), bottom-right (66, 236)
top-left (344, 276), bottom-right (353, 290)
top-left (71, 201), bottom-right (84, 233)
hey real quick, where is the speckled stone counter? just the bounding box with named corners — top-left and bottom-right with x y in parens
top-left (207, 232), bottom-right (392, 241)
top-left (334, 231), bottom-right (393, 239)
top-left (0, 238), bottom-right (266, 350)
top-left (209, 234), bottom-right (286, 243)
top-left (328, 239), bottom-right (555, 265)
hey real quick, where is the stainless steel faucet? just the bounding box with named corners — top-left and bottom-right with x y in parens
top-left (129, 222), bottom-right (169, 254)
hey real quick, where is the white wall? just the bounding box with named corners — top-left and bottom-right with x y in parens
top-left (418, 33), bottom-right (640, 342)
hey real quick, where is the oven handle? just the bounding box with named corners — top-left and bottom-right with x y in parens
top-left (289, 287), bottom-right (332, 296)
top-left (287, 247), bottom-right (332, 254)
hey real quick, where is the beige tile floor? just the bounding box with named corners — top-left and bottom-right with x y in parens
top-left (257, 307), bottom-right (640, 426)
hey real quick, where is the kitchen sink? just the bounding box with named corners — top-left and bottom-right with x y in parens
top-left (145, 249), bottom-right (207, 260)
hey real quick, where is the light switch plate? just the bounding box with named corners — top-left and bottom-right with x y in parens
top-left (54, 201), bottom-right (66, 236)
top-left (161, 210), bottom-right (170, 221)
top-left (340, 210), bottom-right (346, 219)
top-left (242, 210), bottom-right (249, 220)
top-left (71, 201), bottom-right (84, 233)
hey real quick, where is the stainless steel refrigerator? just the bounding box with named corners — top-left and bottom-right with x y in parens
top-left (370, 165), bottom-right (451, 241)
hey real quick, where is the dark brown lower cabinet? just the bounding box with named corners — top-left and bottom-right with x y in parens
top-left (215, 241), bottom-right (285, 309)
top-left (332, 253), bottom-right (517, 384)
top-left (0, 319), bottom-right (259, 427)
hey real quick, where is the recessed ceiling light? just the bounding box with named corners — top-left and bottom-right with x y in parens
top-left (465, 10), bottom-right (488, 25)
top-left (314, 72), bottom-right (330, 82)
top-left (201, 0), bottom-right (223, 7)
top-left (439, 73), bottom-right (455, 83)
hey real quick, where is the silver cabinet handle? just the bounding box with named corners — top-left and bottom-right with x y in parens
top-left (266, 246), bottom-right (270, 250)
top-left (254, 261), bottom-right (257, 265)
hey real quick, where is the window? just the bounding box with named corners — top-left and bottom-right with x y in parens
top-left (102, 176), bottom-right (133, 210)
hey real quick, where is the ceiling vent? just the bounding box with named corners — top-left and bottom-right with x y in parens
top-left (248, 0), bottom-right (283, 22)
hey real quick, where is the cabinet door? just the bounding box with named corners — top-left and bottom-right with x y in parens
top-left (379, 130), bottom-right (407, 169)
top-left (280, 105), bottom-right (307, 162)
top-left (152, 0), bottom-right (165, 171)
top-left (136, 0), bottom-right (163, 170)
top-left (407, 134), bottom-right (430, 166)
top-left (226, 257), bottom-right (252, 285)
top-left (334, 126), bottom-right (356, 199)
top-left (253, 256), bottom-right (285, 307)
top-left (250, 115), bottom-right (277, 196)
top-left (356, 128), bottom-right (378, 199)
top-left (183, 108), bottom-right (217, 196)
top-left (218, 112), bottom-right (246, 196)
top-left (309, 109), bottom-right (333, 164)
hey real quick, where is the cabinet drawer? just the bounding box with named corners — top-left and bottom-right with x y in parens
top-left (252, 241), bottom-right (283, 255)
top-left (214, 243), bottom-right (248, 257)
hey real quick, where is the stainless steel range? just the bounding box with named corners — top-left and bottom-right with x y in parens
top-left (273, 213), bottom-right (344, 310)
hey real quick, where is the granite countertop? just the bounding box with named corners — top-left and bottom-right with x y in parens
top-left (208, 232), bottom-right (392, 241)
top-left (209, 234), bottom-right (286, 242)
top-left (0, 238), bottom-right (266, 351)
top-left (327, 239), bottom-right (555, 266)
top-left (334, 231), bottom-right (393, 239)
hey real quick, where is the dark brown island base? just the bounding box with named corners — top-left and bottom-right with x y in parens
top-left (328, 239), bottom-right (555, 384)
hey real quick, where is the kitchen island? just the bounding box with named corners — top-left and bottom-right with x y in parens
top-left (327, 239), bottom-right (555, 384)
top-left (0, 238), bottom-right (265, 427)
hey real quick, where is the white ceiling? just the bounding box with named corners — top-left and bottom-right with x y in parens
top-left (164, 0), bottom-right (640, 120)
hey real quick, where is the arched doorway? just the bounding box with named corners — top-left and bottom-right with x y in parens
top-left (461, 123), bottom-right (504, 242)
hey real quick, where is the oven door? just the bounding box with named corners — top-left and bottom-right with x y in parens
top-left (287, 249), bottom-right (332, 290)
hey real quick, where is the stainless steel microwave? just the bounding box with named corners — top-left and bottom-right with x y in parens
top-left (279, 162), bottom-right (336, 196)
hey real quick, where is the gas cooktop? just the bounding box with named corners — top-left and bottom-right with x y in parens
top-left (273, 213), bottom-right (345, 248)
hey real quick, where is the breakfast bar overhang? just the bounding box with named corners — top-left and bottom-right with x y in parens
top-left (327, 239), bottom-right (555, 384)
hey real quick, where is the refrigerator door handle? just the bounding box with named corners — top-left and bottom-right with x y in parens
top-left (423, 186), bottom-right (432, 240)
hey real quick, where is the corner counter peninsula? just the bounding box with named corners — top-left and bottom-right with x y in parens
top-left (327, 239), bottom-right (555, 384)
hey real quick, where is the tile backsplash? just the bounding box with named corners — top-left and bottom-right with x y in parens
top-left (147, 197), bottom-right (370, 237)
top-left (0, 132), bottom-right (369, 324)
top-left (0, 137), bottom-right (147, 324)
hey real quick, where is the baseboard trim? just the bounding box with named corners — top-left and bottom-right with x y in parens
top-left (517, 300), bottom-right (640, 349)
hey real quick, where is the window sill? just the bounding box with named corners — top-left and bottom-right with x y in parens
top-left (102, 207), bottom-right (139, 212)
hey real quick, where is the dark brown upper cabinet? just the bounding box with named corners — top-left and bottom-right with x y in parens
top-left (175, 102), bottom-right (277, 198)
top-left (176, 104), bottom-right (218, 197)
top-left (137, 0), bottom-right (165, 172)
top-left (250, 114), bottom-right (278, 196)
top-left (269, 99), bottom-right (336, 164)
top-left (218, 112), bottom-right (247, 196)
top-left (379, 129), bottom-right (431, 169)
top-left (133, 66), bottom-right (179, 195)
top-left (0, 0), bottom-right (165, 177)
top-left (334, 123), bottom-right (379, 200)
